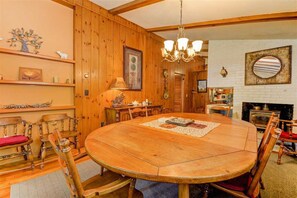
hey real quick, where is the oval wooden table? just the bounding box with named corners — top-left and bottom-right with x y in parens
top-left (85, 113), bottom-right (257, 198)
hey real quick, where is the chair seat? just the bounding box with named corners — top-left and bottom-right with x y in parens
top-left (215, 172), bottom-right (251, 192)
top-left (0, 135), bottom-right (29, 147)
top-left (82, 171), bottom-right (143, 198)
top-left (280, 131), bottom-right (297, 140)
top-left (40, 131), bottom-right (80, 142)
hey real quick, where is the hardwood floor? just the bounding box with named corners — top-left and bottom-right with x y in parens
top-left (0, 149), bottom-right (88, 198)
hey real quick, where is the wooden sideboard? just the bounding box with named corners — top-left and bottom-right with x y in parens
top-left (105, 105), bottom-right (162, 124)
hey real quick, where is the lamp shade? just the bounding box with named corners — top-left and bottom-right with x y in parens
top-left (110, 77), bottom-right (128, 90)
top-left (177, 37), bottom-right (188, 51)
top-left (192, 40), bottom-right (203, 52)
top-left (164, 40), bottom-right (174, 52)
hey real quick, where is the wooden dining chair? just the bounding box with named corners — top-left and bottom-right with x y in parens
top-left (48, 126), bottom-right (142, 198)
top-left (38, 113), bottom-right (80, 168)
top-left (210, 105), bottom-right (232, 117)
top-left (151, 107), bottom-right (161, 115)
top-left (120, 111), bottom-right (131, 121)
top-left (256, 112), bottom-right (278, 189)
top-left (208, 126), bottom-right (281, 198)
top-left (277, 119), bottom-right (297, 164)
top-left (258, 112), bottom-right (279, 154)
top-left (161, 107), bottom-right (173, 114)
top-left (128, 107), bottom-right (148, 120)
top-left (0, 116), bottom-right (34, 169)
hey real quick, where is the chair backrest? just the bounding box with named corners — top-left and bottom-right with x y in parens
top-left (128, 107), bottom-right (148, 120)
top-left (0, 116), bottom-right (30, 138)
top-left (40, 113), bottom-right (77, 135)
top-left (151, 108), bottom-right (161, 115)
top-left (48, 127), bottom-right (84, 197)
top-left (247, 126), bottom-right (281, 196)
top-left (258, 112), bottom-right (279, 154)
top-left (161, 107), bottom-right (173, 114)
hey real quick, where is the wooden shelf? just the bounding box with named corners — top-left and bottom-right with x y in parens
top-left (0, 106), bottom-right (76, 114)
top-left (0, 80), bottom-right (75, 87)
top-left (0, 47), bottom-right (75, 64)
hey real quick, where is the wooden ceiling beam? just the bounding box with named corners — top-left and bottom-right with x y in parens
top-left (109, 0), bottom-right (164, 15)
top-left (147, 11), bottom-right (297, 32)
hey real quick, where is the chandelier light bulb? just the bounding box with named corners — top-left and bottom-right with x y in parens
top-left (187, 47), bottom-right (195, 57)
top-left (174, 50), bottom-right (179, 58)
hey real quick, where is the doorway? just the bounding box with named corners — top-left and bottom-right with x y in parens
top-left (174, 73), bottom-right (185, 112)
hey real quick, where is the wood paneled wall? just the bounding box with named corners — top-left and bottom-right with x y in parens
top-left (58, 0), bottom-right (205, 143)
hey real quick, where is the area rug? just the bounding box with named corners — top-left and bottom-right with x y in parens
top-left (10, 160), bottom-right (178, 198)
top-left (10, 153), bottom-right (297, 198)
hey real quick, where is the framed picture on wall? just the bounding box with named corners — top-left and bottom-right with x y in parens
top-left (123, 46), bottom-right (142, 90)
top-left (197, 80), bottom-right (207, 93)
top-left (19, 67), bottom-right (43, 81)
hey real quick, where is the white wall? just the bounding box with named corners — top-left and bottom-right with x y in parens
top-left (208, 40), bottom-right (297, 119)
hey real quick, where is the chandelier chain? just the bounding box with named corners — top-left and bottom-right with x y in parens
top-left (180, 0), bottom-right (183, 27)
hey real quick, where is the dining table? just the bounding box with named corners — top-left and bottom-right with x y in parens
top-left (85, 113), bottom-right (257, 198)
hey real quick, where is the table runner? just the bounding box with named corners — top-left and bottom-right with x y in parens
top-left (141, 117), bottom-right (220, 137)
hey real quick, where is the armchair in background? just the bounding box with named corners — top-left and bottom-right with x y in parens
top-left (0, 116), bottom-right (34, 169)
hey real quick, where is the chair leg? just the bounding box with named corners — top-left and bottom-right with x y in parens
top-left (38, 142), bottom-right (43, 159)
top-left (40, 142), bottom-right (47, 169)
top-left (277, 141), bottom-right (284, 165)
top-left (21, 146), bottom-right (27, 160)
top-left (202, 184), bottom-right (209, 198)
top-left (293, 143), bottom-right (297, 157)
top-left (292, 142), bottom-right (296, 151)
top-left (258, 191), bottom-right (262, 198)
top-left (75, 136), bottom-right (80, 154)
top-left (259, 177), bottom-right (265, 189)
top-left (128, 179), bottom-right (136, 198)
top-left (100, 166), bottom-right (104, 176)
top-left (27, 144), bottom-right (34, 169)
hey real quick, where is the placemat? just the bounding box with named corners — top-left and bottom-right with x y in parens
top-left (141, 117), bottom-right (220, 137)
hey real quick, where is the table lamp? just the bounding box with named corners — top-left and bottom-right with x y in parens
top-left (110, 77), bottom-right (128, 90)
top-left (110, 77), bottom-right (128, 107)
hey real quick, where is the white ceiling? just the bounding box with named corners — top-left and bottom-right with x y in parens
top-left (91, 0), bottom-right (297, 40)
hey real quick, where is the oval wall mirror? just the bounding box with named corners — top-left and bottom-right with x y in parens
top-left (253, 56), bottom-right (281, 79)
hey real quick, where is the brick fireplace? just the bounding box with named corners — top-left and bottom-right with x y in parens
top-left (242, 102), bottom-right (294, 130)
top-left (207, 40), bottom-right (297, 123)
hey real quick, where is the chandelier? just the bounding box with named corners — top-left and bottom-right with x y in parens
top-left (161, 0), bottom-right (203, 63)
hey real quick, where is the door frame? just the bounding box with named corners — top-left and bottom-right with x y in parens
top-left (174, 72), bottom-right (185, 112)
